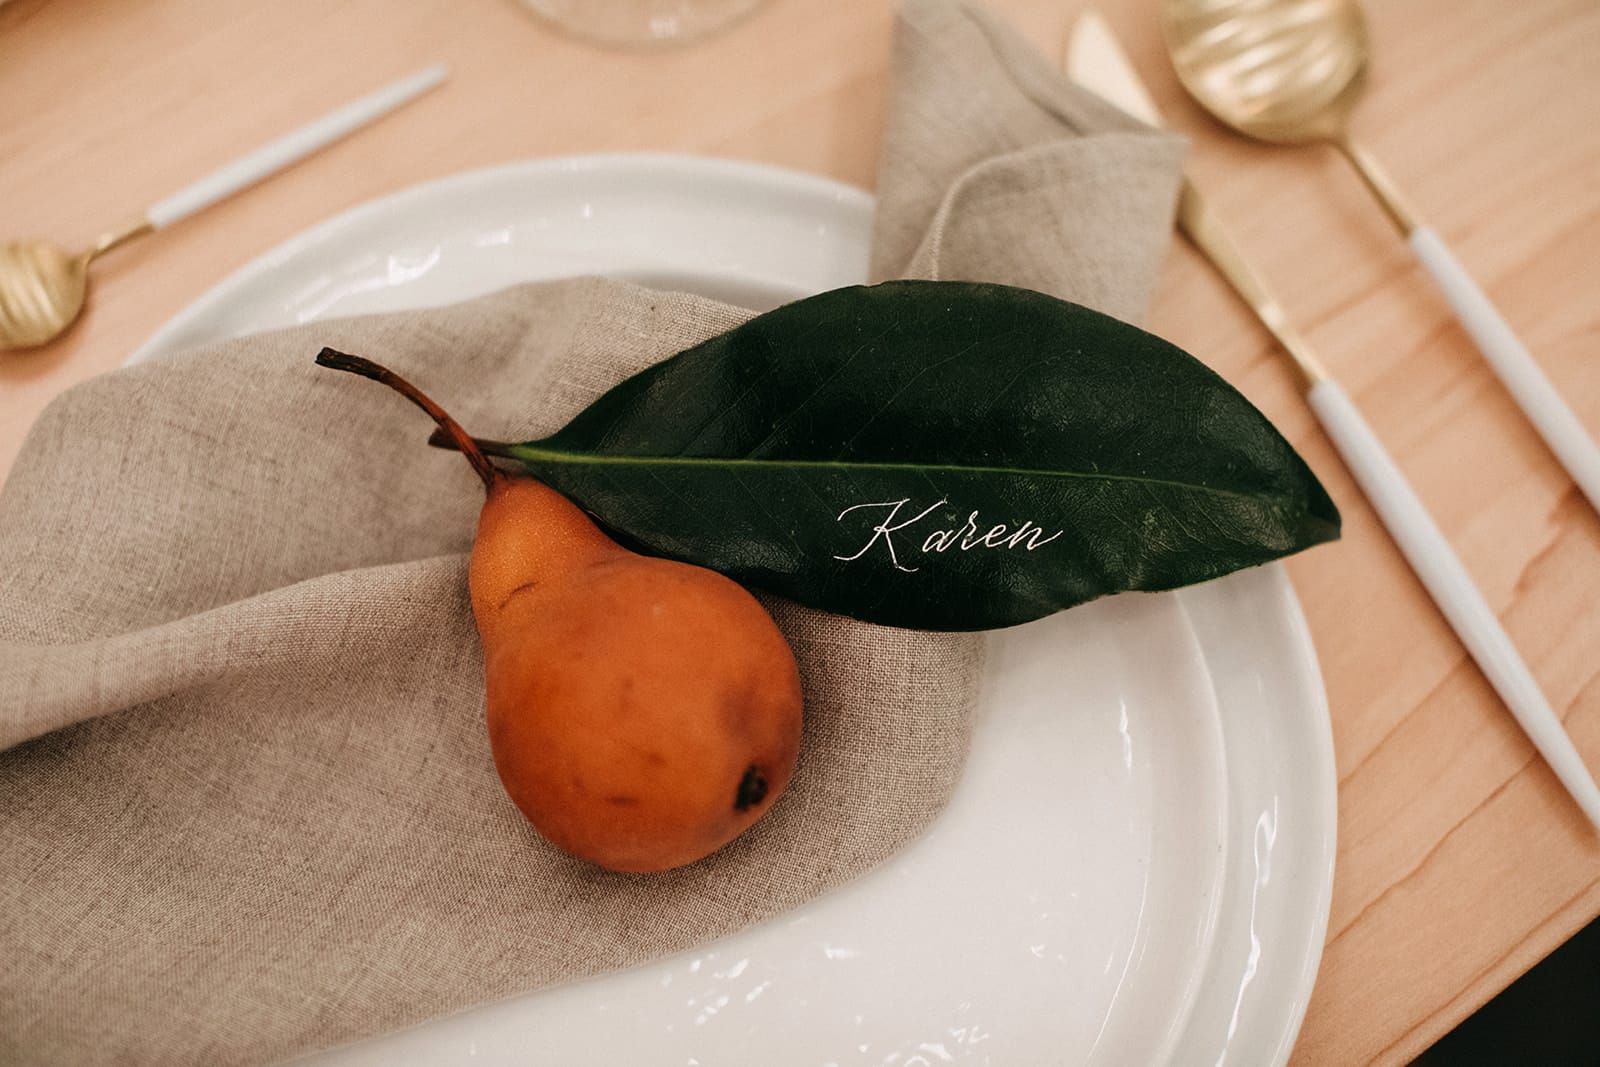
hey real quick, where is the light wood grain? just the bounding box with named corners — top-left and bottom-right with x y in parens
top-left (3, 0), bottom-right (1598, 1061)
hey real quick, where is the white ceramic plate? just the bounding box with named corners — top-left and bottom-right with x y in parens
top-left (131, 154), bottom-right (1336, 1066)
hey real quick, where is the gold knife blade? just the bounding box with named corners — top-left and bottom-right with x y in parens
top-left (1064, 10), bottom-right (1165, 128)
top-left (1064, 10), bottom-right (1328, 386)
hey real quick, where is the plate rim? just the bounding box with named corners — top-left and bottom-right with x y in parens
top-left (129, 150), bottom-right (1336, 1065)
top-left (129, 151), bottom-right (875, 365)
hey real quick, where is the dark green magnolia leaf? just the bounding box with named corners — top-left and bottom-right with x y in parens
top-left (481, 280), bottom-right (1338, 631)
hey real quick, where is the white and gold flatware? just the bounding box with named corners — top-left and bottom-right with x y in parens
top-left (1157, 0), bottom-right (1600, 515)
top-left (0, 64), bottom-right (447, 351)
top-left (1067, 9), bottom-right (1600, 831)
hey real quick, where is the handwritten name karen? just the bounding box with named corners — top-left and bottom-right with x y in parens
top-left (833, 498), bottom-right (1062, 573)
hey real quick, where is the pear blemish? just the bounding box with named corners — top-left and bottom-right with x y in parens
top-left (316, 348), bottom-right (803, 874)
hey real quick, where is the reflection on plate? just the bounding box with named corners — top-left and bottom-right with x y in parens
top-left (132, 154), bottom-right (1335, 1066)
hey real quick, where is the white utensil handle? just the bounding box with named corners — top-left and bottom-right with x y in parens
top-left (1308, 379), bottom-right (1600, 831)
top-left (146, 64), bottom-right (448, 229)
top-left (1410, 226), bottom-right (1600, 514)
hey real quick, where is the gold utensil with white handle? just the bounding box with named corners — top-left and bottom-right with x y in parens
top-left (0, 65), bottom-right (447, 351)
top-left (1157, 0), bottom-right (1600, 517)
top-left (1066, 9), bottom-right (1600, 831)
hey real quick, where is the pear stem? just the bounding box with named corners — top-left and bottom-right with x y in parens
top-left (427, 427), bottom-right (518, 460)
top-left (315, 348), bottom-right (500, 492)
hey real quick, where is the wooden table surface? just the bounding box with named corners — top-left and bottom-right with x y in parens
top-left (4, 0), bottom-right (1598, 1061)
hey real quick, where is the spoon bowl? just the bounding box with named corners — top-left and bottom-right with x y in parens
top-left (1159, 0), bottom-right (1417, 234)
top-left (1161, 0), bottom-right (1369, 146)
top-left (0, 241), bottom-right (91, 351)
top-left (0, 219), bottom-right (153, 352)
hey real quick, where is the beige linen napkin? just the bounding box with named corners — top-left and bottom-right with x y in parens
top-left (0, 2), bottom-right (1182, 1063)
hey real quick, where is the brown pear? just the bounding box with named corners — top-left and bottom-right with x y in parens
top-left (317, 349), bottom-right (803, 873)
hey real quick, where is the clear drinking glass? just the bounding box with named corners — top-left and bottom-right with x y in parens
top-left (515, 0), bottom-right (768, 48)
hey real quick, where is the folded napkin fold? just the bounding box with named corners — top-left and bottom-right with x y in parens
top-left (0, 2), bottom-right (1182, 1063)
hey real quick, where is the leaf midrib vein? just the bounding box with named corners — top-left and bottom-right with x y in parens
top-left (512, 444), bottom-right (1286, 507)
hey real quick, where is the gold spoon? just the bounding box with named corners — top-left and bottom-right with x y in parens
top-left (1159, 0), bottom-right (1600, 517)
top-left (0, 64), bottom-right (447, 352)
top-left (1067, 8), bottom-right (1600, 832)
top-left (0, 222), bottom-right (153, 349)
